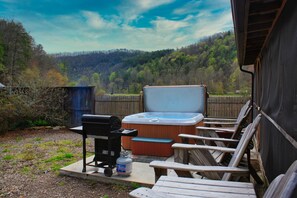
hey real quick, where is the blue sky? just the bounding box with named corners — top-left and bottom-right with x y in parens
top-left (0, 0), bottom-right (233, 53)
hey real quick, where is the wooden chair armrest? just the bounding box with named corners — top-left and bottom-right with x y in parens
top-left (178, 134), bottom-right (239, 143)
top-left (149, 161), bottom-right (249, 182)
top-left (203, 121), bottom-right (237, 125)
top-left (197, 126), bottom-right (236, 133)
top-left (172, 143), bottom-right (236, 153)
top-left (150, 161), bottom-right (249, 174)
top-left (129, 187), bottom-right (171, 198)
top-left (204, 117), bottom-right (237, 122)
top-left (262, 174), bottom-right (284, 197)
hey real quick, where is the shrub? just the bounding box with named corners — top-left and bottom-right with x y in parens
top-left (0, 90), bottom-right (20, 133)
top-left (0, 86), bottom-right (68, 133)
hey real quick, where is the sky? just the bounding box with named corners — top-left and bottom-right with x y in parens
top-left (0, 0), bottom-right (233, 53)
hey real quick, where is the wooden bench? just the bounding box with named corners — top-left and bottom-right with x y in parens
top-left (130, 175), bottom-right (256, 198)
top-left (131, 137), bottom-right (174, 157)
top-left (130, 160), bottom-right (297, 198)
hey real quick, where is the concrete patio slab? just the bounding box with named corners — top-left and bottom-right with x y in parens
top-left (60, 155), bottom-right (161, 187)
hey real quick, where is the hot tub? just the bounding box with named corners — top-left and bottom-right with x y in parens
top-left (122, 112), bottom-right (203, 125)
top-left (122, 112), bottom-right (204, 149)
top-left (122, 85), bottom-right (207, 150)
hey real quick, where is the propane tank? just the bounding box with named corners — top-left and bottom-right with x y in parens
top-left (116, 151), bottom-right (132, 176)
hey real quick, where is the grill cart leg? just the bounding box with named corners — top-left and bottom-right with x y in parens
top-left (106, 136), bottom-right (113, 177)
top-left (104, 167), bottom-right (113, 177)
top-left (82, 133), bottom-right (86, 172)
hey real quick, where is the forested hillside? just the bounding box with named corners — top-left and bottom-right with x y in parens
top-left (0, 19), bottom-right (250, 95)
top-left (54, 49), bottom-right (173, 92)
top-left (0, 19), bottom-right (66, 87)
top-left (56, 31), bottom-right (250, 94)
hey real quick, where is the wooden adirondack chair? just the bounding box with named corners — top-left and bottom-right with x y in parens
top-left (130, 160), bottom-right (297, 198)
top-left (186, 103), bottom-right (253, 174)
top-left (263, 160), bottom-right (297, 197)
top-left (203, 100), bottom-right (251, 126)
top-left (197, 101), bottom-right (252, 141)
top-left (149, 114), bottom-right (262, 182)
top-left (179, 104), bottom-right (252, 166)
top-left (179, 106), bottom-right (263, 184)
top-left (178, 104), bottom-right (251, 167)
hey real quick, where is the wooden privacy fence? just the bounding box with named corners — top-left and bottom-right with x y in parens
top-left (95, 95), bottom-right (143, 119)
top-left (207, 96), bottom-right (250, 118)
top-left (95, 95), bottom-right (249, 119)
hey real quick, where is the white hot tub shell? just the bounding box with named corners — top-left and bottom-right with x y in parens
top-left (122, 85), bottom-right (207, 149)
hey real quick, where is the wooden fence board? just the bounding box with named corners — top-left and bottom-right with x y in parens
top-left (95, 95), bottom-right (249, 119)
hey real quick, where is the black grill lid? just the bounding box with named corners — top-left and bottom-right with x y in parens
top-left (82, 114), bottom-right (121, 131)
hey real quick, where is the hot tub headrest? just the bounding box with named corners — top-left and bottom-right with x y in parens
top-left (143, 85), bottom-right (207, 114)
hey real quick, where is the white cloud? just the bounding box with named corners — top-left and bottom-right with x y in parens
top-left (171, 0), bottom-right (233, 40)
top-left (117, 26), bottom-right (176, 50)
top-left (82, 11), bottom-right (117, 29)
top-left (151, 17), bottom-right (189, 33)
top-left (173, 0), bottom-right (230, 17)
top-left (117, 0), bottom-right (175, 23)
top-left (136, 0), bottom-right (174, 10)
top-left (173, 0), bottom-right (202, 15)
top-left (28, 10), bottom-right (232, 53)
top-left (192, 11), bottom-right (233, 38)
top-left (173, 35), bottom-right (188, 43)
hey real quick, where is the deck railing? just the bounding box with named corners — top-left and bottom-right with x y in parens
top-left (95, 95), bottom-right (249, 119)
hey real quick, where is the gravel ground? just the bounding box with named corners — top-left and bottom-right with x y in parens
top-left (0, 128), bottom-right (132, 198)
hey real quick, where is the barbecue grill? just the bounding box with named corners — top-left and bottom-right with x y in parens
top-left (71, 114), bottom-right (138, 177)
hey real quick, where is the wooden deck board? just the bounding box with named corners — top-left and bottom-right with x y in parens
top-left (160, 175), bottom-right (254, 188)
top-left (155, 181), bottom-right (255, 194)
top-left (151, 176), bottom-right (256, 198)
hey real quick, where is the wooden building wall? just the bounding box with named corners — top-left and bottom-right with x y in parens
top-left (254, 0), bottom-right (297, 182)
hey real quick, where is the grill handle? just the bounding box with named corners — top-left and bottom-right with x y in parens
top-left (111, 129), bottom-right (138, 137)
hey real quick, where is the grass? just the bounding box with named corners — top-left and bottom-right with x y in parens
top-left (3, 155), bottom-right (14, 160)
top-left (0, 131), bottom-right (132, 197)
top-left (114, 184), bottom-right (129, 191)
top-left (58, 181), bottom-right (65, 186)
top-left (51, 163), bottom-right (63, 171)
top-left (24, 143), bottom-right (33, 149)
top-left (15, 137), bottom-right (22, 142)
top-left (16, 151), bottom-right (37, 161)
top-left (2, 148), bottom-right (10, 153)
top-left (21, 166), bottom-right (31, 174)
top-left (34, 137), bottom-right (42, 142)
top-left (45, 153), bottom-right (74, 163)
top-left (57, 147), bottom-right (71, 153)
top-left (0, 136), bottom-right (92, 175)
top-left (130, 182), bottom-right (141, 189)
top-left (58, 140), bottom-right (73, 145)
